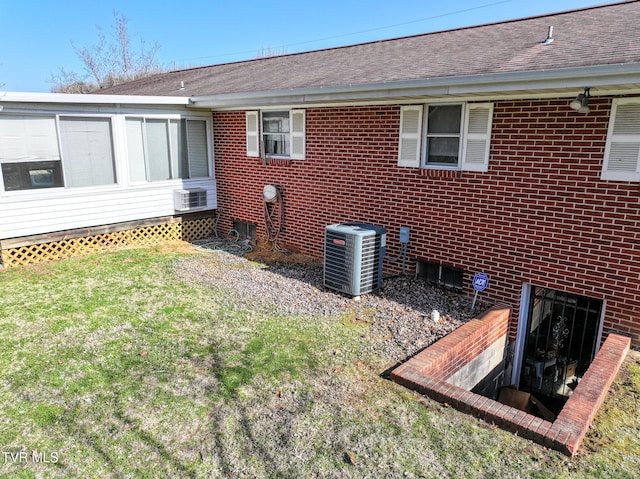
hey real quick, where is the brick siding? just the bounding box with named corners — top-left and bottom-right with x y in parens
top-left (212, 97), bottom-right (640, 346)
top-left (404, 305), bottom-right (511, 383)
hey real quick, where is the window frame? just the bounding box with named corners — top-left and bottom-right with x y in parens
top-left (58, 115), bottom-right (117, 188)
top-left (182, 118), bottom-right (211, 179)
top-left (262, 110), bottom-right (291, 158)
top-left (0, 112), bottom-right (118, 193)
top-left (125, 114), bottom-right (212, 184)
top-left (126, 116), bottom-right (179, 183)
top-left (398, 102), bottom-right (493, 172)
top-left (246, 109), bottom-right (306, 160)
top-left (423, 103), bottom-right (464, 169)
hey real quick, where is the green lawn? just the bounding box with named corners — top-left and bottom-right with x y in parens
top-left (0, 247), bottom-right (638, 478)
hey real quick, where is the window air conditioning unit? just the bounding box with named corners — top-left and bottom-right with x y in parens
top-left (324, 223), bottom-right (386, 297)
top-left (174, 188), bottom-right (207, 211)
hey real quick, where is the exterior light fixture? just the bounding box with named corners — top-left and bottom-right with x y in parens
top-left (570, 88), bottom-right (591, 113)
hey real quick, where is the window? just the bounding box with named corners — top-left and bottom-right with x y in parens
top-left (183, 119), bottom-right (210, 178)
top-left (262, 111), bottom-right (290, 156)
top-left (59, 117), bottom-right (116, 187)
top-left (602, 98), bottom-right (640, 181)
top-left (246, 110), bottom-right (305, 160)
top-left (0, 115), bottom-right (62, 191)
top-left (0, 114), bottom-right (116, 191)
top-left (1, 161), bottom-right (64, 191)
top-left (399, 103), bottom-right (493, 171)
top-left (426, 105), bottom-right (463, 166)
top-left (127, 117), bottom-right (210, 182)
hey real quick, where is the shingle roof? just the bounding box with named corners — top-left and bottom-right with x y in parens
top-left (101, 1), bottom-right (640, 100)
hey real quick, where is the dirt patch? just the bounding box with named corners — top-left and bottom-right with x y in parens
top-left (156, 240), bottom-right (202, 255)
top-left (243, 241), bottom-right (321, 266)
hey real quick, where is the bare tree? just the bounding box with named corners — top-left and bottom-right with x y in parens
top-left (51, 12), bottom-right (165, 93)
top-left (255, 46), bottom-right (288, 59)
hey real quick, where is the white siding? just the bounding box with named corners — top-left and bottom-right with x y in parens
top-left (0, 180), bottom-right (217, 239)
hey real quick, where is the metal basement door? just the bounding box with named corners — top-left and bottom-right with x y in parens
top-left (518, 286), bottom-right (603, 413)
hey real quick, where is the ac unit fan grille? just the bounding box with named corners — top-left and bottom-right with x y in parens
top-left (357, 234), bottom-right (382, 291)
top-left (324, 230), bottom-right (355, 294)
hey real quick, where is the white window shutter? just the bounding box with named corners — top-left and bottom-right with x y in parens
top-left (398, 105), bottom-right (423, 167)
top-left (246, 111), bottom-right (260, 157)
top-left (461, 103), bottom-right (493, 172)
top-left (602, 100), bottom-right (640, 181)
top-left (290, 109), bottom-right (306, 160)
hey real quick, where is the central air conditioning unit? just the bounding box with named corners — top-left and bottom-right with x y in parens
top-left (174, 188), bottom-right (207, 212)
top-left (324, 223), bottom-right (386, 297)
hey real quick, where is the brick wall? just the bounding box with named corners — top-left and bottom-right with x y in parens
top-left (400, 305), bottom-right (510, 389)
top-left (212, 98), bottom-right (640, 346)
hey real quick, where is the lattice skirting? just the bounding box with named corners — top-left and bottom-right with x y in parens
top-left (1, 218), bottom-right (214, 267)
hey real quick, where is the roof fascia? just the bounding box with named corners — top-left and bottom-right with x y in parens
top-left (190, 63), bottom-right (640, 109)
top-left (0, 91), bottom-right (191, 106)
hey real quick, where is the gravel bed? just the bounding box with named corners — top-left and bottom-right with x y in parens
top-left (174, 249), bottom-right (488, 362)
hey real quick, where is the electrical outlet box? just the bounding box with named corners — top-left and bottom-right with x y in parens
top-left (399, 226), bottom-right (410, 244)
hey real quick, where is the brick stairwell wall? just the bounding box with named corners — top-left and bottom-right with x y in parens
top-left (390, 306), bottom-right (631, 456)
top-left (390, 305), bottom-right (510, 394)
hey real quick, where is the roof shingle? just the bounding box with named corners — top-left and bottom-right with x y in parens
top-left (101, 1), bottom-right (640, 98)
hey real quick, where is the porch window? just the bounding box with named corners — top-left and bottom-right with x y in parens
top-left (1, 161), bottom-right (64, 191)
top-left (0, 114), bottom-right (63, 191)
top-left (0, 114), bottom-right (116, 191)
top-left (59, 117), bottom-right (116, 187)
top-left (183, 119), bottom-right (210, 178)
top-left (126, 117), bottom-right (210, 182)
top-left (398, 103), bottom-right (493, 171)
